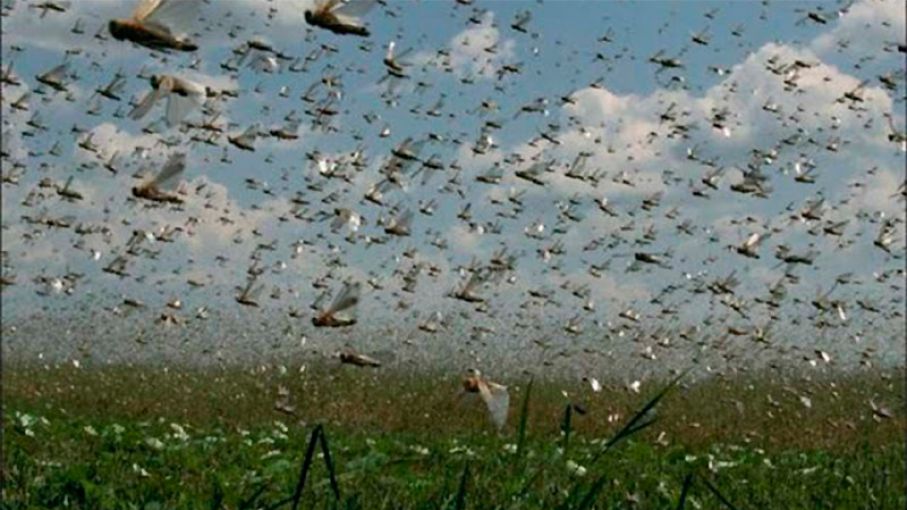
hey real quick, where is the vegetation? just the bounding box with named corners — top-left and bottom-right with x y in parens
top-left (3, 364), bottom-right (904, 508)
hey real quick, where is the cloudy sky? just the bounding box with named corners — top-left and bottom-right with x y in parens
top-left (1, 0), bottom-right (904, 370)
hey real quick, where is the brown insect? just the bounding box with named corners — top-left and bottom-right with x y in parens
top-left (461, 369), bottom-right (510, 431)
top-left (130, 75), bottom-right (209, 126)
top-left (338, 348), bottom-right (382, 368)
top-left (312, 280), bottom-right (361, 327)
top-left (132, 153), bottom-right (186, 205)
top-left (109, 0), bottom-right (199, 52)
top-left (305, 0), bottom-right (375, 37)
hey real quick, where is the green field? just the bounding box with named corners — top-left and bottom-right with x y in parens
top-left (3, 364), bottom-right (904, 509)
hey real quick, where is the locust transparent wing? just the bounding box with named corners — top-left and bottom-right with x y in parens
top-left (312, 289), bottom-right (331, 311)
top-left (164, 94), bottom-right (199, 126)
top-left (314, 0), bottom-right (341, 14)
top-left (140, 0), bottom-right (199, 37)
top-left (246, 282), bottom-right (265, 301)
top-left (329, 280), bottom-right (361, 314)
top-left (164, 80), bottom-right (204, 126)
top-left (526, 161), bottom-right (545, 177)
top-left (370, 350), bottom-right (396, 364)
top-left (244, 122), bottom-right (262, 139)
top-left (330, 212), bottom-right (347, 232)
top-left (402, 139), bottom-right (426, 163)
top-left (479, 381), bottom-right (509, 430)
top-left (396, 209), bottom-right (413, 229)
top-left (233, 123), bottom-right (262, 146)
top-left (130, 88), bottom-right (165, 120)
top-left (132, 0), bottom-right (163, 21)
top-left (40, 63), bottom-right (69, 83)
top-left (331, 0), bottom-right (375, 17)
top-left (464, 271), bottom-right (483, 292)
top-left (395, 47), bottom-right (413, 66)
top-left (285, 117), bottom-right (302, 132)
top-left (150, 152), bottom-right (186, 189)
top-left (131, 77), bottom-right (173, 120)
top-left (514, 10), bottom-right (531, 27)
top-left (108, 75), bottom-right (127, 96)
top-left (0, 129), bottom-right (11, 155)
top-left (247, 53), bottom-right (280, 73)
top-left (331, 0), bottom-right (374, 28)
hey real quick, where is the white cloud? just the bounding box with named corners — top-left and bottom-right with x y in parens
top-left (811, 0), bottom-right (906, 56)
top-left (415, 11), bottom-right (516, 80)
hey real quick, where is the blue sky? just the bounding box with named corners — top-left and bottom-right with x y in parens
top-left (1, 0), bottom-right (904, 372)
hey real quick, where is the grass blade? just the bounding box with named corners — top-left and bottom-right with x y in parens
top-left (591, 369), bottom-right (689, 464)
top-left (245, 483), bottom-right (274, 510)
top-left (513, 464), bottom-right (544, 501)
top-left (675, 473), bottom-right (694, 510)
top-left (291, 424), bottom-right (324, 510)
top-left (454, 463), bottom-right (469, 510)
top-left (573, 473), bottom-right (609, 510)
top-left (208, 478), bottom-right (224, 510)
top-left (701, 476), bottom-right (739, 510)
top-left (516, 377), bottom-right (533, 459)
top-left (318, 426), bottom-right (341, 501)
top-left (561, 403), bottom-right (573, 458)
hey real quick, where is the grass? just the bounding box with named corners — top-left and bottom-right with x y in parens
top-left (2, 363), bottom-right (905, 508)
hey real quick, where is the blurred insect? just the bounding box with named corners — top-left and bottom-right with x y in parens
top-left (338, 347), bottom-right (383, 367)
top-left (313, 280), bottom-right (361, 327)
top-left (235, 274), bottom-right (264, 307)
top-left (109, 0), bottom-right (200, 52)
top-left (35, 61), bottom-right (70, 92)
top-left (31, 0), bottom-right (69, 17)
top-left (130, 75), bottom-right (209, 127)
top-left (305, 0), bottom-right (376, 37)
top-left (131, 152), bottom-right (186, 204)
top-left (460, 369), bottom-right (510, 431)
top-left (228, 123), bottom-right (263, 152)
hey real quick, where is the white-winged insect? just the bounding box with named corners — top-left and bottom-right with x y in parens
top-left (452, 270), bottom-right (485, 303)
top-left (583, 376), bottom-right (602, 393)
top-left (510, 10), bottom-right (532, 33)
top-left (269, 116), bottom-right (302, 140)
top-left (329, 207), bottom-right (363, 234)
top-left (130, 75), bottom-right (209, 127)
top-left (515, 160), bottom-right (547, 186)
top-left (390, 136), bottom-right (425, 163)
top-left (460, 369), bottom-right (510, 431)
top-left (733, 232), bottom-right (769, 259)
top-left (56, 176), bottom-right (83, 202)
top-left (384, 208), bottom-right (413, 236)
top-left (873, 218), bottom-right (898, 253)
top-left (308, 95), bottom-right (341, 132)
top-left (35, 61), bottom-right (71, 93)
top-left (108, 0), bottom-right (200, 52)
top-left (382, 40), bottom-right (412, 78)
top-left (304, 0), bottom-right (376, 37)
top-left (228, 123), bottom-right (263, 152)
top-left (94, 71), bottom-right (128, 101)
top-left (235, 273), bottom-right (264, 307)
top-left (337, 347), bottom-right (385, 367)
top-left (131, 152), bottom-right (186, 204)
top-left (0, 59), bottom-right (21, 87)
top-left (312, 280), bottom-right (361, 327)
